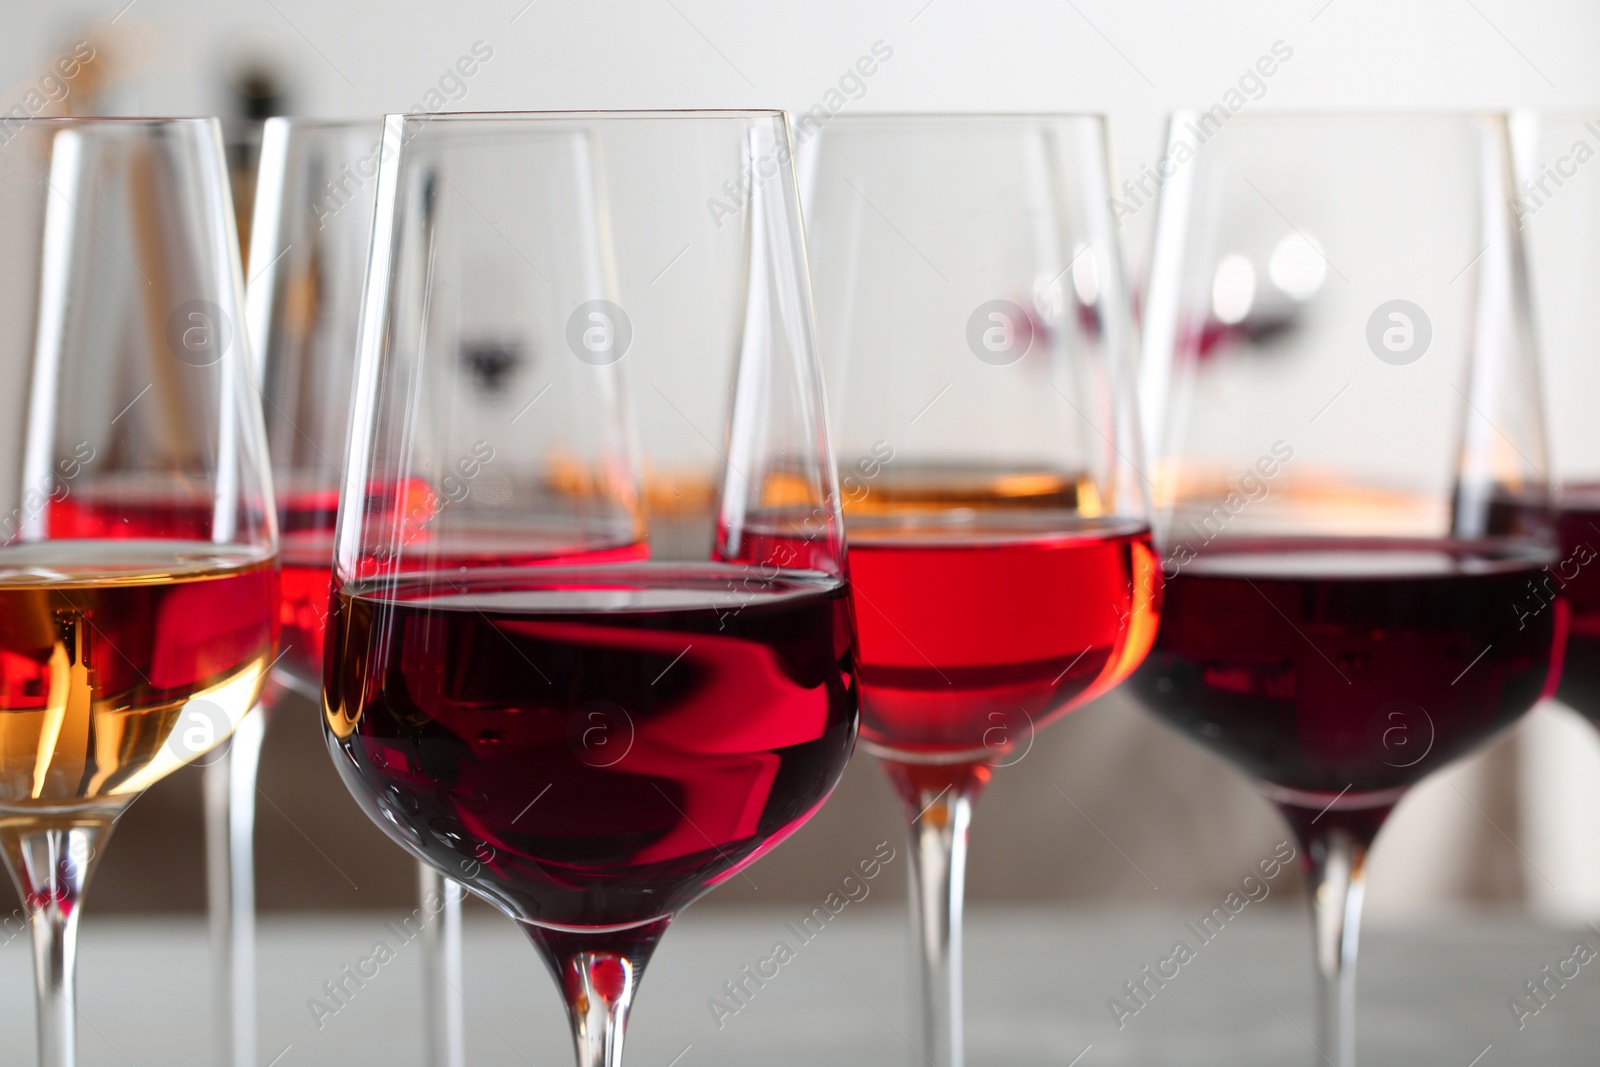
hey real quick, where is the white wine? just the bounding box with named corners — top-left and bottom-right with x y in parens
top-left (0, 540), bottom-right (277, 808)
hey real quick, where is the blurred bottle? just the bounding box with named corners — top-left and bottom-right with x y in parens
top-left (223, 58), bottom-right (288, 263)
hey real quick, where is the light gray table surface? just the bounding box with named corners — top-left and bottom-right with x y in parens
top-left (9, 905), bottom-right (1598, 1066)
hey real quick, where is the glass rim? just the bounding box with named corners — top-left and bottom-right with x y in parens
top-left (388, 108), bottom-right (789, 124)
top-left (820, 110), bottom-right (1108, 126)
top-left (1510, 106), bottom-right (1600, 121)
top-left (261, 116), bottom-right (384, 131)
top-left (1169, 107), bottom-right (1514, 124)
top-left (0, 115), bottom-right (219, 128)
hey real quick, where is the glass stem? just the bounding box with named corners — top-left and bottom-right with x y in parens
top-left (883, 760), bottom-right (989, 1067)
top-left (418, 864), bottom-right (466, 1067)
top-left (527, 918), bottom-right (668, 1067)
top-left (1306, 826), bottom-right (1368, 1067)
top-left (205, 703), bottom-right (268, 1067)
top-left (0, 815), bottom-right (114, 1067)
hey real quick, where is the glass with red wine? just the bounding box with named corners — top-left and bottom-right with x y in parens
top-left (1134, 113), bottom-right (1559, 1066)
top-left (248, 120), bottom-right (382, 700)
top-left (1516, 113), bottom-right (1600, 726)
top-left (235, 118), bottom-right (397, 1067)
top-left (323, 111), bottom-right (856, 1067)
top-left (801, 115), bottom-right (1159, 1067)
top-left (0, 118), bottom-right (278, 1067)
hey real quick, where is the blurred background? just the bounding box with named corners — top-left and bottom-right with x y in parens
top-left (2, 0), bottom-right (1600, 924)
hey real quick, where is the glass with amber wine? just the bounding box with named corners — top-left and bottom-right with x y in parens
top-left (0, 117), bottom-right (276, 1067)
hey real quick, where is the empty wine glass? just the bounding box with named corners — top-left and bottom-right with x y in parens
top-left (801, 114), bottom-right (1158, 1067)
top-left (0, 117), bottom-right (277, 1067)
top-left (325, 110), bottom-right (857, 1067)
top-left (1135, 112), bottom-right (1557, 1066)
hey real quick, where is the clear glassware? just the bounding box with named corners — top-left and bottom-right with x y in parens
top-left (800, 114), bottom-right (1158, 1067)
top-left (1134, 112), bottom-right (1557, 1067)
top-left (0, 117), bottom-right (277, 1067)
top-left (248, 119), bottom-right (380, 702)
top-left (208, 114), bottom-right (270, 1067)
top-left (245, 115), bottom-right (468, 1067)
top-left (223, 120), bottom-right (265, 263)
top-left (325, 110), bottom-right (858, 1067)
top-left (1515, 112), bottom-right (1600, 729)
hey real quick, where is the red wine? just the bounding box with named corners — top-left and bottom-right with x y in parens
top-left (279, 540), bottom-right (335, 685)
top-left (47, 488), bottom-right (221, 541)
top-left (42, 482), bottom-right (336, 687)
top-left (276, 488), bottom-right (340, 685)
top-left (847, 515), bottom-right (1159, 759)
top-left (1131, 539), bottom-right (1562, 817)
top-left (323, 562), bottom-right (858, 928)
top-left (1554, 489), bottom-right (1600, 721)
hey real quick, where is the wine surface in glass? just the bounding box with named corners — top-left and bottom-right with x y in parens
top-left (1131, 538), bottom-right (1560, 806)
top-left (848, 511), bottom-right (1158, 760)
top-left (324, 561), bottom-right (857, 928)
top-left (277, 481), bottom-right (649, 686)
top-left (0, 540), bottom-right (277, 807)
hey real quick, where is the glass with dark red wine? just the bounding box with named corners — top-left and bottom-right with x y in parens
top-left (1134, 113), bottom-right (1558, 1066)
top-left (1517, 113), bottom-right (1600, 725)
top-left (801, 115), bottom-right (1159, 1067)
top-left (0, 118), bottom-right (278, 1067)
top-left (324, 111), bottom-right (856, 1067)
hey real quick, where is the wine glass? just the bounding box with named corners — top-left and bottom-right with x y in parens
top-left (240, 116), bottom-right (469, 1067)
top-left (223, 119), bottom-right (265, 263)
top-left (246, 115), bottom-right (471, 1067)
top-left (248, 119), bottom-right (381, 698)
top-left (324, 110), bottom-right (857, 1067)
top-left (204, 114), bottom-right (271, 1067)
top-left (0, 117), bottom-right (276, 1067)
top-left (1516, 112), bottom-right (1600, 723)
top-left (1134, 112), bottom-right (1557, 1066)
top-left (800, 114), bottom-right (1159, 1067)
